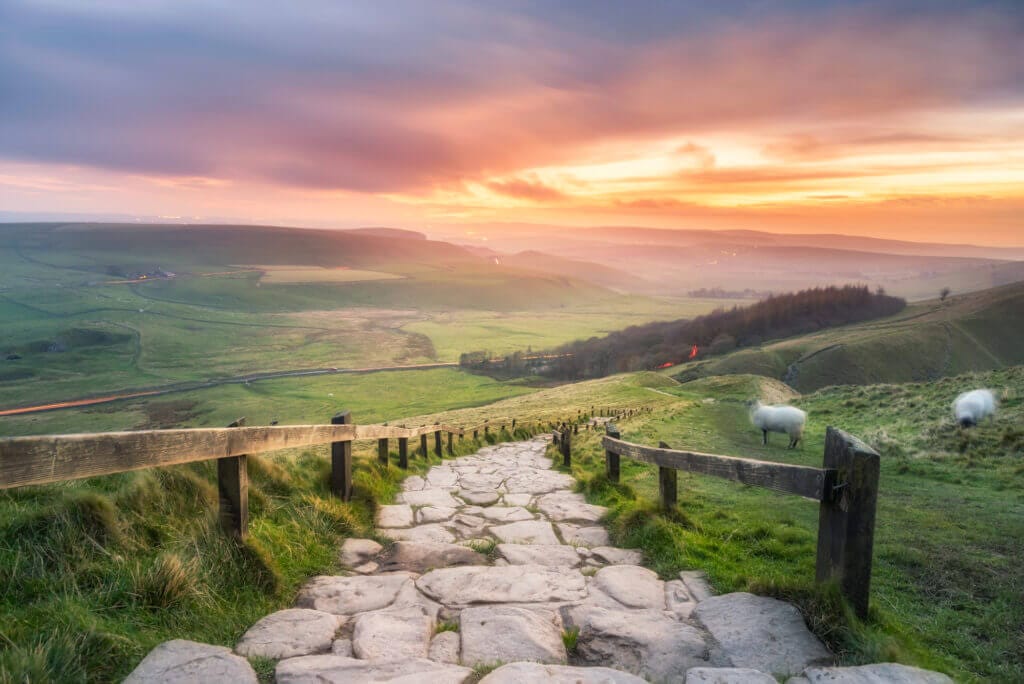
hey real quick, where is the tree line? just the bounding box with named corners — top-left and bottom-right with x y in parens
top-left (461, 285), bottom-right (905, 380)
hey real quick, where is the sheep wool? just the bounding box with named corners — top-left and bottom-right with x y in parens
top-left (952, 389), bottom-right (997, 427)
top-left (749, 400), bottom-right (807, 449)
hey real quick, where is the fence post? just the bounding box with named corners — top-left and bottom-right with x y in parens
top-left (378, 438), bottom-right (389, 466)
top-left (657, 441), bottom-right (678, 509)
top-left (330, 411), bottom-right (353, 501)
top-left (605, 424), bottom-right (620, 482)
top-left (398, 437), bottom-right (409, 469)
top-left (561, 426), bottom-right (571, 467)
top-left (484, 421), bottom-right (490, 438)
top-left (218, 418), bottom-right (248, 538)
top-left (434, 429), bottom-right (442, 458)
top-left (420, 432), bottom-right (429, 459)
top-left (473, 428), bottom-right (479, 441)
top-left (815, 427), bottom-right (880, 619)
top-left (447, 431), bottom-right (454, 456)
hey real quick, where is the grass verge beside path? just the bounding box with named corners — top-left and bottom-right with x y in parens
top-left (561, 369), bottom-right (1023, 683)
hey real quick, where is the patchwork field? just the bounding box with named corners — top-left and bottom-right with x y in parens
top-left (248, 265), bottom-right (404, 284)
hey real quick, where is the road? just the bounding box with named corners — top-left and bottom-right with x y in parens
top-left (0, 362), bottom-right (459, 417)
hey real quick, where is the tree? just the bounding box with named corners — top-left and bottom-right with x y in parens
top-left (940, 287), bottom-right (951, 302)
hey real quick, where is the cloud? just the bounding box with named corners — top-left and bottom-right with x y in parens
top-left (0, 0), bottom-right (1022, 200)
top-left (485, 177), bottom-right (568, 202)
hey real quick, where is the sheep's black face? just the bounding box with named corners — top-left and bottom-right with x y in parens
top-left (958, 417), bottom-right (976, 428)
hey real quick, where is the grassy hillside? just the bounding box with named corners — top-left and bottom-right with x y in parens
top-left (673, 281), bottom-right (1024, 391)
top-left (546, 368), bottom-right (1023, 682)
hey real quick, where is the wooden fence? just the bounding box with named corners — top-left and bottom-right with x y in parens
top-left (598, 423), bottom-right (879, 618)
top-left (0, 405), bottom-right (650, 541)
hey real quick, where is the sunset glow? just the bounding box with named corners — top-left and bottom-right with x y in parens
top-left (2, 1), bottom-right (1022, 244)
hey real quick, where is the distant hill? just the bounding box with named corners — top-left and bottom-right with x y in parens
top-left (344, 227), bottom-right (427, 240)
top-left (671, 280), bottom-right (1024, 391)
top-left (498, 250), bottom-right (649, 293)
top-left (0, 222), bottom-right (621, 312)
top-left (436, 223), bottom-right (1024, 299)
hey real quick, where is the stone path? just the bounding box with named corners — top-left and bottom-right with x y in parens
top-left (126, 437), bottom-right (954, 683)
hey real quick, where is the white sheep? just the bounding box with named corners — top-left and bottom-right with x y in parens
top-left (952, 389), bottom-right (997, 427)
top-left (747, 400), bottom-right (807, 448)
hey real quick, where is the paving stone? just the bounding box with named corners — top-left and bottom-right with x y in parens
top-left (568, 605), bottom-right (712, 683)
top-left (557, 523), bottom-right (610, 547)
top-left (275, 656), bottom-right (472, 684)
top-left (448, 513), bottom-right (488, 539)
top-left (591, 565), bottom-right (664, 610)
top-left (353, 561), bottom-right (379, 574)
top-left (687, 667), bottom-right (778, 683)
top-left (479, 662), bottom-right (647, 684)
top-left (460, 605), bottom-right (566, 667)
top-left (665, 580), bottom-right (698, 620)
top-left (392, 577), bottom-right (443, 619)
top-left (536, 491), bottom-right (607, 523)
top-left (339, 538), bottom-right (382, 567)
top-left (295, 574), bottom-right (412, 615)
top-left (457, 490), bottom-right (500, 505)
top-left (478, 506), bottom-right (535, 522)
top-left (492, 520), bottom-right (561, 545)
top-left (680, 570), bottom-right (715, 602)
top-left (428, 631), bottom-right (461, 664)
top-left (331, 639), bottom-right (352, 656)
top-left (352, 605), bottom-right (434, 660)
top-left (381, 523), bottom-right (457, 544)
top-left (426, 467), bottom-right (460, 487)
top-left (417, 506), bottom-right (458, 523)
top-left (497, 543), bottom-right (582, 567)
top-left (692, 593), bottom-right (831, 677)
top-left (124, 640), bottom-right (258, 684)
top-left (502, 493), bottom-right (533, 507)
top-left (459, 473), bottom-right (508, 490)
top-left (378, 541), bottom-right (485, 574)
top-left (505, 469), bottom-right (575, 493)
top-left (377, 504), bottom-right (414, 528)
top-left (235, 608), bottom-right (344, 659)
top-left (786, 663), bottom-right (954, 684)
top-left (398, 489), bottom-right (462, 507)
top-left (402, 475), bottom-right (428, 491)
top-left (590, 547), bottom-right (643, 565)
top-left (417, 564), bottom-right (587, 605)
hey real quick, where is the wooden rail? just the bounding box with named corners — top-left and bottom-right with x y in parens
top-left (600, 424), bottom-right (879, 619)
top-left (0, 404), bottom-right (650, 543)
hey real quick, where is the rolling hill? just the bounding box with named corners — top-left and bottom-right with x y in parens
top-left (671, 280), bottom-right (1024, 391)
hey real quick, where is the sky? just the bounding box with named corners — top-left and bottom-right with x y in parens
top-left (1, 0), bottom-right (1023, 245)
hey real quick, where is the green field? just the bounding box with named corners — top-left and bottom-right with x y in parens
top-left (672, 281), bottom-right (1024, 391)
top-left (0, 234), bottom-right (721, 410)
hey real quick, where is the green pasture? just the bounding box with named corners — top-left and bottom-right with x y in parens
top-left (560, 368), bottom-right (1023, 682)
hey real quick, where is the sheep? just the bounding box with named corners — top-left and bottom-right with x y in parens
top-left (747, 399), bottom-right (807, 448)
top-left (952, 389), bottom-right (997, 427)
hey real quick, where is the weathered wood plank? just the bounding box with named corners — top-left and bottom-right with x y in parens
top-left (816, 426), bottom-right (880, 619)
top-left (602, 436), bottom-right (830, 501)
top-left (218, 418), bottom-right (248, 538)
top-left (0, 424), bottom-right (362, 489)
top-left (330, 411), bottom-right (353, 501)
